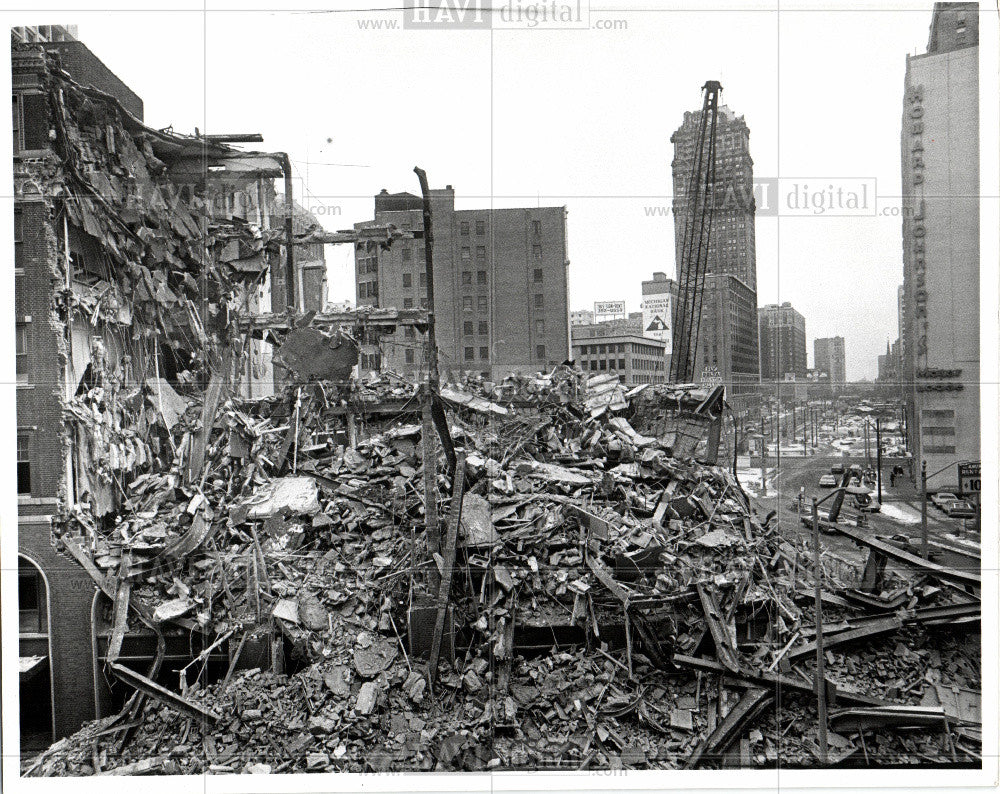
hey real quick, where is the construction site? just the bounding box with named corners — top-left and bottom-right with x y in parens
top-left (13, 40), bottom-right (983, 776)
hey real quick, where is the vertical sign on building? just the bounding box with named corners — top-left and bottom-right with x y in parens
top-left (641, 294), bottom-right (672, 348)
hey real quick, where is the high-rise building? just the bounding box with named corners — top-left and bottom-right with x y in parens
top-left (814, 336), bottom-right (847, 388)
top-left (694, 274), bottom-right (760, 407)
top-left (570, 309), bottom-right (595, 326)
top-left (354, 187), bottom-right (569, 380)
top-left (900, 2), bottom-right (979, 490)
top-left (671, 104), bottom-right (757, 290)
top-left (670, 98), bottom-right (760, 408)
top-left (758, 303), bottom-right (807, 381)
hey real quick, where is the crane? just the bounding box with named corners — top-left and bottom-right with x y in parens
top-left (670, 80), bottom-right (722, 385)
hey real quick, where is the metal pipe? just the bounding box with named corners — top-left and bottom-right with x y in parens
top-left (812, 497), bottom-right (829, 765)
top-left (921, 460), bottom-right (928, 559)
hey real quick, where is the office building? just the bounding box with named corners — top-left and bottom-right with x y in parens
top-left (571, 325), bottom-right (668, 386)
top-left (693, 274), bottom-right (760, 407)
top-left (814, 336), bottom-right (847, 389)
top-left (671, 98), bottom-right (761, 407)
top-left (758, 302), bottom-right (807, 381)
top-left (355, 188), bottom-right (569, 379)
top-left (900, 2), bottom-right (979, 488)
top-left (671, 104), bottom-right (757, 290)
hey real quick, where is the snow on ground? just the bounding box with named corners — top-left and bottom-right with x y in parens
top-left (880, 502), bottom-right (921, 525)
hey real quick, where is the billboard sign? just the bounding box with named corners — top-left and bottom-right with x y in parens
top-left (957, 461), bottom-right (980, 502)
top-left (594, 300), bottom-right (625, 322)
top-left (641, 294), bottom-right (672, 346)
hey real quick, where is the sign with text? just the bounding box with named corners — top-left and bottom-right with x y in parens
top-left (641, 294), bottom-right (672, 346)
top-left (594, 300), bottom-right (625, 322)
top-left (957, 461), bottom-right (980, 501)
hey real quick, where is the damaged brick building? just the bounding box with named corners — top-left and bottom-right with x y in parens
top-left (13, 31), bottom-right (309, 743)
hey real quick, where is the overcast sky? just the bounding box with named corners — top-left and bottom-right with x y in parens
top-left (39, 1), bottom-right (948, 380)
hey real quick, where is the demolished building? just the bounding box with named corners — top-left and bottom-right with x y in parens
top-left (13, 36), bottom-right (981, 777)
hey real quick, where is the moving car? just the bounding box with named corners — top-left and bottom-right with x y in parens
top-left (944, 500), bottom-right (976, 519)
top-left (831, 463), bottom-right (846, 474)
top-left (819, 474), bottom-right (838, 487)
top-left (930, 492), bottom-right (958, 510)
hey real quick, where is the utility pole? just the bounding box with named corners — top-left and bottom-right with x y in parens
top-left (920, 460), bottom-right (928, 559)
top-left (812, 497), bottom-right (829, 766)
top-left (876, 418), bottom-right (882, 504)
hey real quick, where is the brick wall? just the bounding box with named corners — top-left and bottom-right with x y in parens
top-left (19, 520), bottom-right (100, 739)
top-left (41, 41), bottom-right (143, 121)
top-left (15, 199), bottom-right (66, 503)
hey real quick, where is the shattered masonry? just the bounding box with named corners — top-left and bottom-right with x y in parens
top-left (15, 44), bottom-right (981, 776)
top-left (25, 367), bottom-right (981, 774)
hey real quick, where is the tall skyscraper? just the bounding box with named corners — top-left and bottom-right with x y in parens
top-left (814, 336), bottom-right (847, 388)
top-left (758, 303), bottom-right (807, 381)
top-left (355, 187), bottom-right (569, 380)
top-left (671, 104), bottom-right (757, 290)
top-left (670, 97), bottom-right (760, 406)
top-left (901, 1), bottom-right (980, 490)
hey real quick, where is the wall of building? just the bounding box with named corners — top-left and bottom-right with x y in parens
top-left (901, 15), bottom-right (979, 487)
top-left (355, 190), bottom-right (569, 380)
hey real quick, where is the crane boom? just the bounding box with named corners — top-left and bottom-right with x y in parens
top-left (670, 80), bottom-right (722, 384)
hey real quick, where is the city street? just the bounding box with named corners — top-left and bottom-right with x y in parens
top-left (748, 451), bottom-right (980, 573)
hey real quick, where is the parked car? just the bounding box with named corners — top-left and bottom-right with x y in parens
top-left (819, 474), bottom-right (838, 487)
top-left (930, 492), bottom-right (958, 510)
top-left (831, 463), bottom-right (846, 474)
top-left (944, 500), bottom-right (976, 519)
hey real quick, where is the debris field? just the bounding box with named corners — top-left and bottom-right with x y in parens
top-left (25, 368), bottom-right (981, 775)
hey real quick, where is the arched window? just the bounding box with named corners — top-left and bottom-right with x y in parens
top-left (18, 555), bottom-right (55, 748)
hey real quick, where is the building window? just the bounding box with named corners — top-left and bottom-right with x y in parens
top-left (532, 220), bottom-right (541, 236)
top-left (463, 296), bottom-right (474, 311)
top-left (476, 246), bottom-right (486, 262)
top-left (535, 319), bottom-right (545, 335)
top-left (402, 247), bottom-right (412, 262)
top-left (405, 349), bottom-right (415, 364)
top-left (536, 344), bottom-right (546, 361)
top-left (478, 321), bottom-right (488, 335)
top-left (460, 221), bottom-right (470, 236)
top-left (533, 294), bottom-right (544, 308)
top-left (14, 207), bottom-right (23, 245)
top-left (403, 297), bottom-right (413, 309)
top-left (476, 220), bottom-right (486, 235)
top-left (619, 359), bottom-right (625, 369)
top-left (532, 245), bottom-right (542, 261)
top-left (462, 270), bottom-right (473, 285)
top-left (464, 320), bottom-right (474, 335)
top-left (18, 560), bottom-right (47, 634)
top-left (479, 346), bottom-right (488, 360)
top-left (599, 360), bottom-right (606, 371)
top-left (590, 361), bottom-right (597, 371)
top-left (12, 95), bottom-right (24, 153)
top-left (17, 433), bottom-right (30, 494)
top-left (402, 273), bottom-right (412, 288)
top-left (461, 247), bottom-right (471, 262)
top-left (477, 270), bottom-right (487, 285)
top-left (533, 268), bottom-right (543, 283)
top-left (477, 296), bottom-right (488, 312)
top-left (419, 272), bottom-right (426, 288)
top-left (16, 324), bottom-right (28, 382)
top-left (465, 346), bottom-right (474, 361)
top-left (609, 360), bottom-right (616, 370)
top-left (420, 297), bottom-right (428, 309)
top-left (404, 326), bottom-right (416, 339)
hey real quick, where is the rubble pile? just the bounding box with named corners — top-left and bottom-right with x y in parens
top-left (27, 367), bottom-right (981, 775)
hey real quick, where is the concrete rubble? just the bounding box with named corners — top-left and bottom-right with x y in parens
top-left (24, 367), bottom-right (981, 775)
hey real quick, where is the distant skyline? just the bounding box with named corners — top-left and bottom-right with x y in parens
top-left (39, 1), bottom-right (967, 380)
